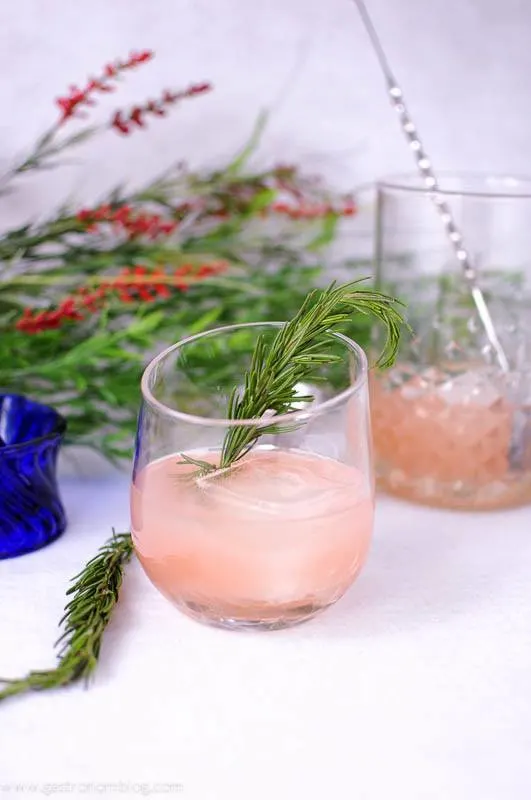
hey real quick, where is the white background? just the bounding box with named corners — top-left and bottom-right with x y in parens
top-left (0, 0), bottom-right (530, 229)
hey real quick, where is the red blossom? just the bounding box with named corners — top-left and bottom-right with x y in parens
top-left (76, 205), bottom-right (179, 240)
top-left (15, 261), bottom-right (229, 334)
top-left (110, 82), bottom-right (212, 135)
top-left (56, 50), bottom-right (154, 123)
top-left (265, 199), bottom-right (357, 219)
top-left (342, 200), bottom-right (356, 216)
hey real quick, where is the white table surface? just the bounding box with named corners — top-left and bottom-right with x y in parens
top-left (1, 454), bottom-right (530, 800)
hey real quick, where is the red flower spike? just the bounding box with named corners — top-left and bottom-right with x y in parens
top-left (130, 107), bottom-right (145, 127)
top-left (267, 199), bottom-right (357, 220)
top-left (342, 201), bottom-right (357, 216)
top-left (77, 204), bottom-right (179, 240)
top-left (94, 204), bottom-right (111, 220)
top-left (111, 111), bottom-right (130, 135)
top-left (87, 78), bottom-right (113, 94)
top-left (154, 284), bottom-right (171, 299)
top-left (111, 82), bottom-right (211, 136)
top-left (146, 100), bottom-right (165, 117)
top-left (127, 50), bottom-right (153, 65)
top-left (136, 286), bottom-right (154, 302)
top-left (59, 298), bottom-right (75, 314)
top-left (80, 296), bottom-right (95, 310)
top-left (56, 49), bottom-right (155, 124)
top-left (110, 210), bottom-right (128, 228)
top-left (187, 82), bottom-right (211, 96)
top-left (15, 259), bottom-right (227, 334)
top-left (76, 209), bottom-right (92, 222)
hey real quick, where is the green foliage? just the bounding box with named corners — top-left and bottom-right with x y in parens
top-left (1, 203), bottom-right (372, 462)
top-left (0, 119), bottom-right (373, 462)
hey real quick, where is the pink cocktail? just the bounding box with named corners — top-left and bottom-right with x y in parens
top-left (131, 322), bottom-right (374, 629)
top-left (132, 449), bottom-right (372, 626)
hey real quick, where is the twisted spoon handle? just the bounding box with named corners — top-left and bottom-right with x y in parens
top-left (351, 0), bottom-right (510, 372)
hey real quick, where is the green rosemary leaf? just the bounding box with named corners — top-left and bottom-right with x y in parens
top-left (210, 279), bottom-right (406, 471)
top-left (176, 453), bottom-right (215, 479)
top-left (0, 530), bottom-right (133, 704)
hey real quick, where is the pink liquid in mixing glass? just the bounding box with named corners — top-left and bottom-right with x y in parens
top-left (131, 448), bottom-right (373, 629)
top-left (370, 370), bottom-right (531, 510)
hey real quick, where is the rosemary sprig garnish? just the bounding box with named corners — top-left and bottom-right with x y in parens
top-left (194, 279), bottom-right (406, 474)
top-left (0, 530), bottom-right (133, 704)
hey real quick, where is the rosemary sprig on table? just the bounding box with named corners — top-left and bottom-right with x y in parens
top-left (187, 279), bottom-right (405, 475)
top-left (0, 531), bottom-right (133, 704)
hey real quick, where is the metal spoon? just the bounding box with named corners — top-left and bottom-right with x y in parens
top-left (350, 0), bottom-right (530, 469)
top-left (350, 0), bottom-right (509, 372)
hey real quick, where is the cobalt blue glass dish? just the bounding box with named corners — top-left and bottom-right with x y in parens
top-left (0, 394), bottom-right (67, 559)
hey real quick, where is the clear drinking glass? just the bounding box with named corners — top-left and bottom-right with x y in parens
top-left (371, 174), bottom-right (531, 510)
top-left (131, 322), bottom-right (374, 630)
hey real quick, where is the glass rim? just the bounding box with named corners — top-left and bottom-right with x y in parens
top-left (140, 321), bottom-right (368, 427)
top-left (377, 172), bottom-right (531, 199)
top-left (0, 394), bottom-right (67, 456)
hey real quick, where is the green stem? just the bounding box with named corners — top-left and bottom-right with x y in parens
top-left (0, 218), bottom-right (84, 260)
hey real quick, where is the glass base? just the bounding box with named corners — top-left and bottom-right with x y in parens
top-left (377, 467), bottom-right (531, 511)
top-left (162, 595), bottom-right (335, 631)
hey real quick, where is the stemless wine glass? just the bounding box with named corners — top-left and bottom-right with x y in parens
top-left (131, 322), bottom-right (374, 630)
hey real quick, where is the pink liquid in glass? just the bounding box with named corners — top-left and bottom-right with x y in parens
top-left (131, 448), bottom-right (373, 628)
top-left (371, 371), bottom-right (531, 510)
